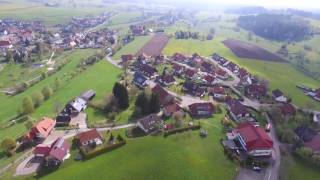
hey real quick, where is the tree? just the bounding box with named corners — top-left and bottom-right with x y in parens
top-left (5, 50), bottom-right (14, 63)
top-left (112, 82), bottom-right (129, 109)
top-left (21, 97), bottom-right (35, 115)
top-left (54, 78), bottom-right (62, 91)
top-left (1, 138), bottom-right (16, 151)
top-left (173, 111), bottom-right (183, 127)
top-left (149, 93), bottom-right (160, 114)
top-left (25, 120), bottom-right (34, 129)
top-left (116, 134), bottom-right (124, 142)
top-left (32, 91), bottom-right (44, 107)
top-left (42, 86), bottom-right (53, 100)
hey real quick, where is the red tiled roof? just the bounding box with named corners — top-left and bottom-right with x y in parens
top-left (172, 53), bottom-right (187, 62)
top-left (121, 54), bottom-right (134, 62)
top-left (33, 145), bottom-right (51, 155)
top-left (204, 75), bottom-right (215, 83)
top-left (226, 99), bottom-right (248, 116)
top-left (75, 129), bottom-right (102, 145)
top-left (245, 84), bottom-right (267, 97)
top-left (280, 103), bottom-right (296, 116)
top-left (216, 68), bottom-right (227, 76)
top-left (49, 138), bottom-right (70, 161)
top-left (305, 134), bottom-right (320, 152)
top-left (236, 122), bottom-right (273, 151)
top-left (164, 103), bottom-right (181, 115)
top-left (29, 117), bottom-right (55, 138)
top-left (152, 84), bottom-right (173, 106)
top-left (185, 68), bottom-right (196, 78)
top-left (0, 40), bottom-right (11, 47)
top-left (188, 102), bottom-right (215, 116)
top-left (210, 86), bottom-right (225, 95)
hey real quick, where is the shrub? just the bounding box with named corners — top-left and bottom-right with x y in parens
top-left (41, 86), bottom-right (53, 100)
top-left (164, 125), bottom-right (201, 137)
top-left (21, 97), bottom-right (35, 115)
top-left (80, 141), bottom-right (126, 160)
top-left (32, 91), bottom-right (44, 107)
top-left (1, 138), bottom-right (16, 151)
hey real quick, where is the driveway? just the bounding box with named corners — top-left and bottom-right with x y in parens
top-left (69, 112), bottom-right (87, 129)
top-left (14, 156), bottom-right (43, 177)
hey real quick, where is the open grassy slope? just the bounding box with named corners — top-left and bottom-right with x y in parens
top-left (113, 36), bottom-right (153, 60)
top-left (40, 115), bottom-right (237, 180)
top-left (163, 38), bottom-right (320, 110)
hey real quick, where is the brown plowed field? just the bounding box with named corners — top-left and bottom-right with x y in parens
top-left (136, 33), bottom-right (170, 56)
top-left (223, 39), bottom-right (287, 63)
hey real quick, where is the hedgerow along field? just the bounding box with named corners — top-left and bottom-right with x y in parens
top-left (39, 114), bottom-right (237, 180)
top-left (162, 38), bottom-right (320, 110)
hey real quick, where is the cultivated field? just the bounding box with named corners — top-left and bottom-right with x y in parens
top-left (136, 33), bottom-right (170, 56)
top-left (112, 36), bottom-right (153, 60)
top-left (223, 39), bottom-right (286, 62)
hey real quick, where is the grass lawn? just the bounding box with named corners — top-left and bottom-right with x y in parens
top-left (0, 49), bottom-right (98, 141)
top-left (280, 153), bottom-right (320, 180)
top-left (109, 11), bottom-right (142, 25)
top-left (112, 35), bottom-right (152, 60)
top-left (162, 38), bottom-right (320, 110)
top-left (39, 113), bottom-right (237, 180)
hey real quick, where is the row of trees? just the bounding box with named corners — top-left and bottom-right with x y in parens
top-left (294, 147), bottom-right (320, 167)
top-left (133, 89), bottom-right (160, 118)
top-left (175, 30), bottom-right (200, 40)
top-left (238, 14), bottom-right (312, 41)
top-left (20, 86), bottom-right (53, 115)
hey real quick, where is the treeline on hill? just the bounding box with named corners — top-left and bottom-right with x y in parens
top-left (237, 14), bottom-right (312, 41)
top-left (175, 31), bottom-right (200, 40)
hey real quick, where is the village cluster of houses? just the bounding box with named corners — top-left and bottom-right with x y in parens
top-left (0, 12), bottom-right (116, 62)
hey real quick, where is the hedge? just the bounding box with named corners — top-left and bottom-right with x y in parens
top-left (80, 140), bottom-right (126, 160)
top-left (164, 125), bottom-right (201, 137)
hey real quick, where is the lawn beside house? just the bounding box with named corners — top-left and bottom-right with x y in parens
top-left (112, 35), bottom-right (153, 60)
top-left (40, 115), bottom-right (237, 180)
top-left (162, 38), bottom-right (320, 110)
top-left (0, 49), bottom-right (97, 141)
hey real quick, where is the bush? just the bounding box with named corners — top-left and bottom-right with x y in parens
top-left (42, 86), bottom-right (53, 100)
top-left (1, 138), bottom-right (16, 151)
top-left (80, 141), bottom-right (126, 160)
top-left (32, 91), bottom-right (44, 107)
top-left (21, 96), bottom-right (35, 115)
top-left (164, 125), bottom-right (201, 137)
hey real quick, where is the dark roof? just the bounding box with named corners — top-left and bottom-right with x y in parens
top-left (80, 90), bottom-right (96, 101)
top-left (238, 68), bottom-right (248, 79)
top-left (280, 103), bottom-right (296, 116)
top-left (226, 99), bottom-right (249, 116)
top-left (121, 54), bottom-right (134, 62)
top-left (139, 64), bottom-right (157, 77)
top-left (305, 134), bottom-right (320, 152)
top-left (152, 84), bottom-right (174, 106)
top-left (0, 40), bottom-right (10, 47)
top-left (156, 74), bottom-right (175, 85)
top-left (236, 122), bottom-right (273, 151)
top-left (295, 126), bottom-right (316, 142)
top-left (245, 84), bottom-right (267, 98)
top-left (133, 72), bottom-right (147, 87)
top-left (272, 89), bottom-right (284, 98)
top-left (137, 114), bottom-right (162, 133)
top-left (172, 63), bottom-right (183, 72)
top-left (164, 103), bottom-right (181, 115)
top-left (216, 68), bottom-right (227, 77)
top-left (188, 102), bottom-right (215, 116)
top-left (182, 81), bottom-right (197, 94)
top-left (204, 75), bottom-right (215, 84)
top-left (172, 53), bottom-right (187, 62)
top-left (210, 86), bottom-right (226, 95)
top-left (184, 68), bottom-right (197, 78)
top-left (75, 129), bottom-right (102, 145)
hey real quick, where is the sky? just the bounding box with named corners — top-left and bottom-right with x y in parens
top-left (170, 0), bottom-right (320, 9)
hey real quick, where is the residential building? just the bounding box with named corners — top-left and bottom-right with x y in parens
top-left (272, 89), bottom-right (287, 103)
top-left (188, 102), bottom-right (215, 117)
top-left (226, 99), bottom-right (250, 121)
top-left (75, 129), bottom-right (103, 147)
top-left (133, 72), bottom-right (148, 88)
top-left (152, 84), bottom-right (174, 106)
top-left (27, 117), bottom-right (56, 141)
top-left (137, 114), bottom-right (163, 134)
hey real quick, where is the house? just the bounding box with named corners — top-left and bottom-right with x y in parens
top-left (34, 137), bottom-right (70, 166)
top-left (184, 68), bottom-right (197, 80)
top-left (305, 134), bottom-right (320, 152)
top-left (0, 40), bottom-right (12, 48)
top-left (233, 122), bottom-right (273, 157)
top-left (189, 53), bottom-right (203, 66)
top-left (121, 54), bottom-right (134, 63)
top-left (188, 102), bottom-right (215, 117)
top-left (130, 25), bottom-right (145, 36)
top-left (152, 84), bottom-right (174, 106)
top-left (272, 89), bottom-right (287, 103)
top-left (212, 53), bottom-right (227, 65)
top-left (74, 129), bottom-right (103, 147)
top-left (314, 89), bottom-right (320, 101)
top-left (279, 103), bottom-right (296, 117)
top-left (216, 68), bottom-right (229, 80)
top-left (55, 113), bottom-right (72, 127)
top-left (203, 74), bottom-right (218, 85)
top-left (80, 90), bottom-right (96, 102)
top-left (245, 84), bottom-right (267, 99)
top-left (201, 61), bottom-right (213, 73)
top-left (172, 63), bottom-right (184, 75)
top-left (137, 114), bottom-right (163, 134)
top-left (65, 97), bottom-right (87, 115)
top-left (27, 117), bottom-right (56, 141)
top-left (156, 74), bottom-right (175, 86)
top-left (133, 72), bottom-right (147, 88)
top-left (139, 64), bottom-right (157, 78)
top-left (163, 103), bottom-right (182, 117)
top-left (295, 126), bottom-right (316, 142)
top-left (209, 86), bottom-right (227, 100)
top-left (172, 53), bottom-right (187, 62)
top-left (182, 82), bottom-right (206, 98)
top-left (224, 61), bottom-right (239, 74)
top-left (314, 112), bottom-right (320, 124)
top-left (226, 99), bottom-right (250, 122)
